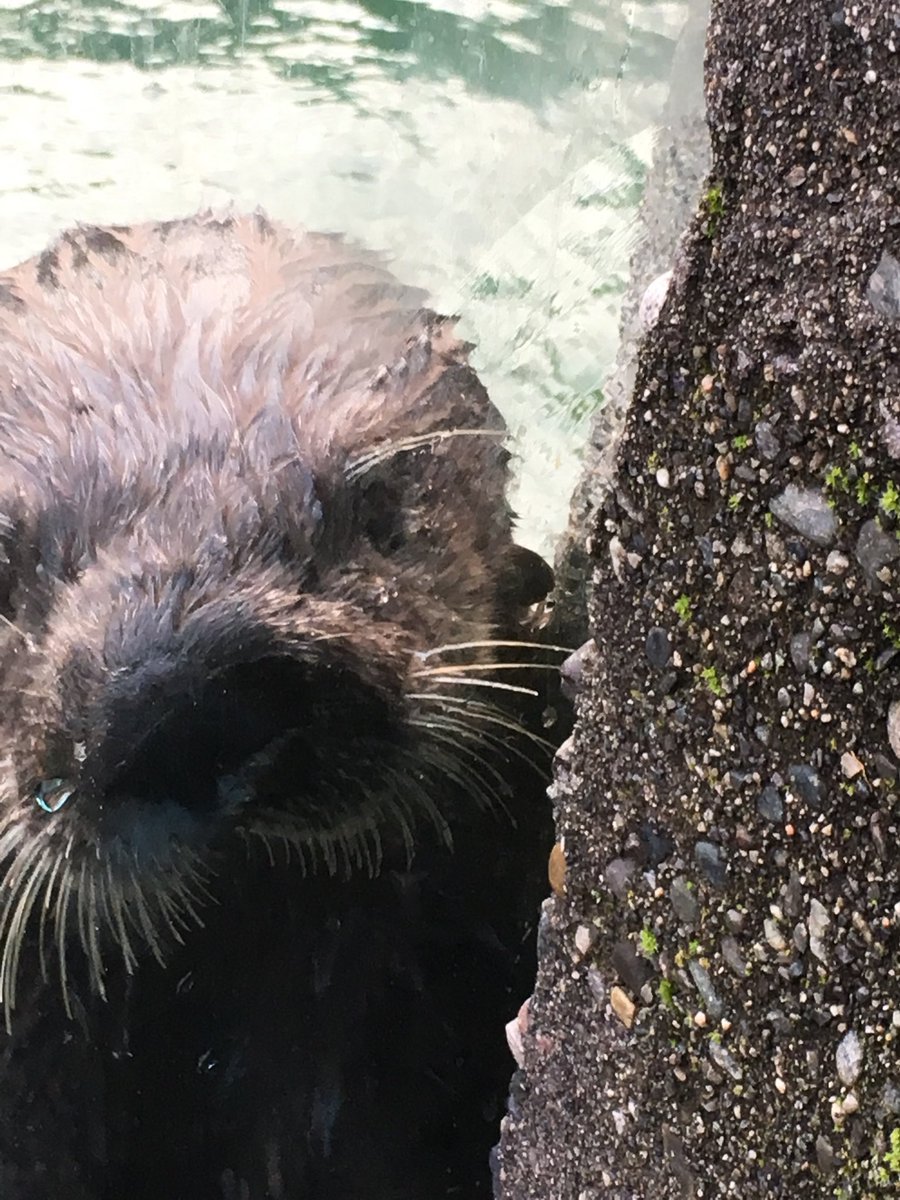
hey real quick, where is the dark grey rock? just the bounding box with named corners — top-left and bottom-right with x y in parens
top-left (866, 250), bottom-right (900, 319)
top-left (769, 485), bottom-right (838, 546)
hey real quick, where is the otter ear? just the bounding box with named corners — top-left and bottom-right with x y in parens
top-left (495, 544), bottom-right (554, 613)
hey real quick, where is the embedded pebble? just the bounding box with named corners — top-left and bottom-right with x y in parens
top-left (656, 467), bottom-right (671, 489)
top-left (840, 751), bottom-right (863, 779)
top-left (815, 1135), bottom-right (837, 1176)
top-left (866, 250), bottom-right (900, 319)
top-left (764, 918), bottom-right (789, 953)
top-left (855, 518), bottom-right (900, 583)
top-left (548, 843), bottom-right (567, 895)
top-left (688, 961), bottom-right (723, 1018)
top-left (790, 631), bottom-right (813, 673)
top-left (757, 786), bottom-right (784, 823)
top-left (610, 986), bottom-right (636, 1029)
top-left (560, 640), bottom-right (597, 701)
top-left (670, 877), bottom-right (700, 925)
top-left (808, 898), bottom-right (830, 961)
top-left (769, 485), bottom-right (838, 546)
top-left (836, 1031), bottom-right (863, 1086)
top-left (638, 270), bottom-right (672, 331)
top-left (574, 925), bottom-right (595, 956)
top-left (724, 936), bottom-right (748, 974)
top-left (788, 763), bottom-right (824, 805)
top-left (888, 701), bottom-right (900, 760)
top-left (754, 420), bottom-right (781, 460)
top-left (645, 627), bottom-right (672, 669)
top-left (694, 841), bottom-right (727, 888)
top-left (825, 551), bottom-right (849, 575)
top-left (708, 1039), bottom-right (743, 1081)
top-left (605, 857), bottom-right (635, 899)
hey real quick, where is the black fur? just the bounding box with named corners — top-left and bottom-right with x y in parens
top-left (0, 213), bottom-right (555, 1199)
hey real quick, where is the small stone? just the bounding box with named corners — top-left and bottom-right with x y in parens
top-left (809, 898), bottom-right (830, 961)
top-left (724, 936), bottom-right (748, 974)
top-left (867, 252), bottom-right (900, 319)
top-left (548, 843), bottom-right (567, 896)
top-left (786, 164), bottom-right (807, 187)
top-left (560, 639), bottom-right (597, 701)
top-left (638, 270), bottom-right (672, 331)
top-left (777, 687), bottom-right (791, 708)
top-left (757, 786), bottom-right (784, 823)
top-left (764, 918), bottom-right (789, 953)
top-left (836, 1031), bottom-right (863, 1085)
top-left (825, 551), bottom-right (849, 575)
top-left (688, 961), bottom-right (723, 1018)
top-left (694, 841), bottom-right (727, 888)
top-left (656, 467), bottom-right (671, 489)
top-left (604, 857), bottom-right (635, 899)
top-left (670, 877), bottom-right (700, 926)
top-left (790, 631), bottom-right (813, 673)
top-left (770, 485), bottom-right (838, 546)
top-left (610, 986), bottom-right (635, 1029)
top-left (725, 909), bottom-right (746, 933)
top-left (574, 925), bottom-right (595, 956)
top-left (788, 763), bottom-right (825, 805)
top-left (505, 1017), bottom-right (525, 1067)
top-left (888, 701), bottom-right (900, 760)
top-left (586, 967), bottom-right (606, 1007)
top-left (693, 1010), bottom-right (707, 1027)
top-left (815, 1135), bottom-right (837, 1175)
top-left (856, 519), bottom-right (900, 583)
top-left (709, 1039), bottom-right (743, 1081)
top-left (840, 751), bottom-right (863, 779)
top-left (645, 627), bottom-right (672, 669)
top-left (754, 420), bottom-right (781, 460)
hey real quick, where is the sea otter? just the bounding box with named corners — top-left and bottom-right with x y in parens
top-left (0, 213), bottom-right (558, 1199)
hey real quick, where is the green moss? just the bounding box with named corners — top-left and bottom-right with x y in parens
top-left (856, 471), bottom-right (873, 505)
top-left (825, 464), bottom-right (849, 494)
top-left (885, 1127), bottom-right (900, 1175)
top-left (639, 927), bottom-right (658, 955)
top-left (732, 434), bottom-right (750, 451)
top-left (727, 492), bottom-right (743, 511)
top-left (703, 180), bottom-right (725, 236)
top-left (658, 978), bottom-right (675, 1008)
top-left (700, 665), bottom-right (725, 697)
top-left (849, 441), bottom-right (862, 461)
top-left (881, 616), bottom-right (900, 651)
top-left (880, 480), bottom-right (900, 517)
top-left (674, 593), bottom-right (693, 623)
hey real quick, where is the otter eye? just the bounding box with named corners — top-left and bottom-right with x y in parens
top-left (34, 778), bottom-right (75, 814)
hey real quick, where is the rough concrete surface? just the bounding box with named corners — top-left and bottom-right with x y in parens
top-left (499, 1), bottom-right (900, 1196)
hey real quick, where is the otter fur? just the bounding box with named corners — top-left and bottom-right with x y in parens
top-left (0, 213), bottom-right (557, 1199)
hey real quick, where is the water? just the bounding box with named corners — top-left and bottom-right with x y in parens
top-left (0, 0), bottom-right (696, 557)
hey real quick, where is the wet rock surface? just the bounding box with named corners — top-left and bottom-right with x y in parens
top-left (498, 2), bottom-right (900, 1196)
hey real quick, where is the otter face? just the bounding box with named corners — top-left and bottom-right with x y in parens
top-left (0, 213), bottom-right (553, 1023)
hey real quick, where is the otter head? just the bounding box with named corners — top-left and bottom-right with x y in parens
top-left (0, 213), bottom-right (553, 1022)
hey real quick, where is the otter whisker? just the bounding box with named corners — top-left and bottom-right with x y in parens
top-left (346, 428), bottom-right (507, 480)
top-left (411, 718), bottom-right (513, 811)
top-left (417, 639), bottom-right (573, 660)
top-left (39, 850), bottom-right (66, 982)
top-left (1, 849), bottom-right (50, 1016)
top-left (55, 863), bottom-right (75, 1021)
top-left (128, 866), bottom-right (167, 968)
top-left (414, 706), bottom-right (551, 782)
top-left (106, 863), bottom-right (138, 975)
top-left (413, 661), bottom-right (562, 676)
top-left (441, 698), bottom-right (558, 755)
top-left (413, 735), bottom-right (507, 821)
top-left (85, 871), bottom-right (107, 999)
top-left (412, 675), bottom-right (539, 697)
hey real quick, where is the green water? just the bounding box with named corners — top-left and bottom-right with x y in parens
top-left (0, 0), bottom-right (694, 555)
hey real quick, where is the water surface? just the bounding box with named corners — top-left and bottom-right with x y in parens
top-left (0, 0), bottom-right (695, 554)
